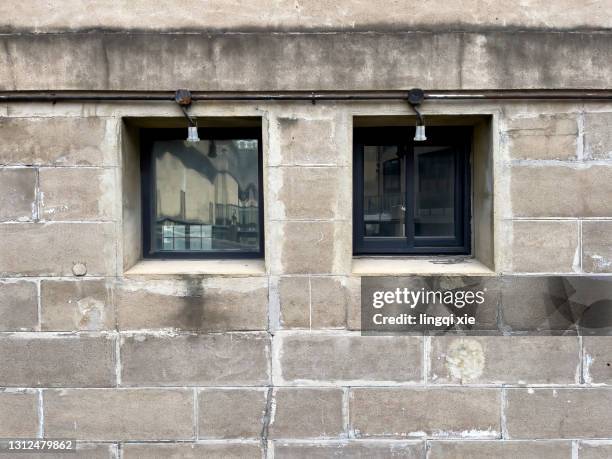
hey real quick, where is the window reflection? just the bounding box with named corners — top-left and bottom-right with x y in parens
top-left (153, 138), bottom-right (259, 252)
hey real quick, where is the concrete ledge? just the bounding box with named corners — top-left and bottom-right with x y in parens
top-left (352, 257), bottom-right (495, 276)
top-left (124, 259), bottom-right (266, 277)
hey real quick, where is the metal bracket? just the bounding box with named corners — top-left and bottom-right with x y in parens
top-left (175, 89), bottom-right (197, 126)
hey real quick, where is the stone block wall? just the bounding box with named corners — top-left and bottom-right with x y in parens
top-left (0, 3), bottom-right (612, 457)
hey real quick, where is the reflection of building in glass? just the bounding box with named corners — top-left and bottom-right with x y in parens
top-left (153, 139), bottom-right (259, 251)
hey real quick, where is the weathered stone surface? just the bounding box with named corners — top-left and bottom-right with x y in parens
top-left (116, 278), bottom-right (268, 331)
top-left (0, 117), bottom-right (117, 166)
top-left (584, 337), bottom-right (612, 384)
top-left (505, 388), bottom-right (612, 438)
top-left (272, 221), bottom-right (350, 274)
top-left (0, 280), bottom-right (38, 331)
top-left (275, 118), bottom-right (342, 166)
top-left (500, 276), bottom-right (581, 332)
top-left (122, 443), bottom-right (262, 459)
top-left (506, 114), bottom-right (578, 160)
top-left (0, 32), bottom-right (611, 91)
top-left (0, 334), bottom-right (116, 387)
top-left (430, 336), bottom-right (579, 384)
top-left (507, 221), bottom-right (578, 272)
top-left (2, 1), bottom-right (610, 32)
top-left (41, 280), bottom-right (114, 331)
top-left (0, 390), bottom-right (38, 437)
top-left (350, 388), bottom-right (500, 438)
top-left (269, 388), bottom-right (344, 439)
top-left (584, 112), bottom-right (612, 160)
top-left (278, 276), bottom-right (309, 328)
top-left (579, 442), bottom-right (612, 459)
top-left (310, 276), bottom-right (348, 328)
top-left (43, 389), bottom-right (193, 440)
top-left (0, 223), bottom-right (116, 276)
top-left (269, 167), bottom-right (350, 220)
top-left (198, 388), bottom-right (266, 439)
top-left (273, 441), bottom-right (424, 458)
top-left (0, 168), bottom-right (36, 221)
top-left (510, 165), bottom-right (612, 217)
top-left (276, 333), bottom-right (421, 384)
top-left (582, 221), bottom-right (612, 273)
top-left (121, 333), bottom-right (270, 386)
top-left (428, 440), bottom-right (572, 458)
top-left (39, 168), bottom-right (116, 221)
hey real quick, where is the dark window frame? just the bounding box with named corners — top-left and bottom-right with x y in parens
top-left (140, 127), bottom-right (264, 259)
top-left (353, 126), bottom-right (472, 255)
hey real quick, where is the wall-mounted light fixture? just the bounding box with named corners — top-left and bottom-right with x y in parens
top-left (408, 88), bottom-right (426, 141)
top-left (175, 89), bottom-right (200, 142)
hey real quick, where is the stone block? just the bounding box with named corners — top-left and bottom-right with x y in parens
top-left (583, 337), bottom-right (612, 384)
top-left (510, 165), bottom-right (612, 217)
top-left (273, 441), bottom-right (424, 458)
top-left (0, 223), bottom-right (116, 276)
top-left (0, 168), bottom-right (36, 221)
top-left (582, 221), bottom-right (612, 273)
top-left (116, 278), bottom-right (267, 332)
top-left (508, 221), bottom-right (578, 272)
top-left (198, 388), bottom-right (266, 439)
top-left (0, 334), bottom-right (116, 387)
top-left (584, 112), bottom-right (612, 159)
top-left (269, 388), bottom-right (344, 439)
top-left (269, 166), bottom-right (350, 220)
top-left (350, 388), bottom-right (501, 438)
top-left (506, 114), bottom-right (578, 160)
top-left (121, 332), bottom-right (270, 386)
top-left (0, 390), bottom-right (38, 437)
top-left (276, 118), bottom-right (339, 166)
top-left (505, 388), bottom-right (612, 438)
top-left (41, 280), bottom-right (114, 331)
top-left (278, 276), bottom-right (309, 328)
top-left (0, 280), bottom-right (38, 331)
top-left (122, 443), bottom-right (262, 458)
top-left (430, 336), bottom-right (579, 384)
top-left (39, 168), bottom-right (116, 221)
top-left (578, 442), bottom-right (612, 459)
top-left (43, 389), bottom-right (193, 440)
top-left (276, 333), bottom-right (421, 384)
top-left (310, 276), bottom-right (348, 328)
top-left (0, 117), bottom-right (116, 166)
top-left (427, 440), bottom-right (572, 458)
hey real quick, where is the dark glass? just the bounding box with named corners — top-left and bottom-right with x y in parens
top-left (362, 145), bottom-right (405, 237)
top-left (413, 146), bottom-right (455, 237)
top-left (152, 138), bottom-right (260, 253)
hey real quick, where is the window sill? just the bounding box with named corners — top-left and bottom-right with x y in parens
top-left (352, 257), bottom-right (495, 276)
top-left (124, 259), bottom-right (266, 277)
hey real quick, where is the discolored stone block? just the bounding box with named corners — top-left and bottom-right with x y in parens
top-left (276, 333), bottom-right (421, 384)
top-left (39, 168), bottom-right (116, 221)
top-left (427, 440), bottom-right (572, 458)
top-left (278, 276), bottom-right (310, 328)
top-left (41, 280), bottom-right (114, 331)
top-left (43, 389), bottom-right (193, 441)
top-left (350, 388), bottom-right (501, 438)
top-left (584, 112), bottom-right (612, 160)
top-left (582, 221), bottom-right (612, 273)
top-left (276, 118), bottom-right (339, 166)
top-left (198, 388), bottom-right (267, 439)
top-left (505, 388), bottom-right (612, 439)
top-left (583, 337), bottom-right (612, 384)
top-left (273, 441), bottom-right (424, 458)
top-left (269, 388), bottom-right (344, 439)
top-left (0, 168), bottom-right (36, 221)
top-left (0, 280), bottom-right (38, 331)
top-left (0, 390), bottom-right (38, 437)
top-left (121, 332), bottom-right (270, 386)
top-left (506, 114), bottom-right (578, 160)
top-left (310, 276), bottom-right (348, 329)
top-left (122, 443), bottom-right (262, 458)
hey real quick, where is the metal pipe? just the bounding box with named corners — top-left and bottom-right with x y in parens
top-left (0, 89), bottom-right (611, 102)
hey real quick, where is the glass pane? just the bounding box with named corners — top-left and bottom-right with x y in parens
top-left (414, 146), bottom-right (455, 237)
top-left (363, 145), bottom-right (405, 237)
top-left (152, 137), bottom-right (260, 253)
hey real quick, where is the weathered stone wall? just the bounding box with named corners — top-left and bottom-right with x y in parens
top-left (1, 2), bottom-right (612, 458)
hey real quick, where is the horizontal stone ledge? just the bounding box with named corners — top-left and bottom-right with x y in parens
top-left (0, 31), bottom-right (610, 91)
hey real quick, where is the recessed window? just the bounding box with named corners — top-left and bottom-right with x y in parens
top-left (353, 126), bottom-right (471, 255)
top-left (141, 127), bottom-right (263, 259)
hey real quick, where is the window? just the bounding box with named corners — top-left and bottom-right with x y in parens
top-left (353, 126), bottom-right (471, 255)
top-left (141, 127), bottom-right (263, 259)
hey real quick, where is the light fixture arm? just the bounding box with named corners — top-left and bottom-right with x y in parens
top-left (175, 89), bottom-right (197, 127)
top-left (407, 88), bottom-right (425, 125)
